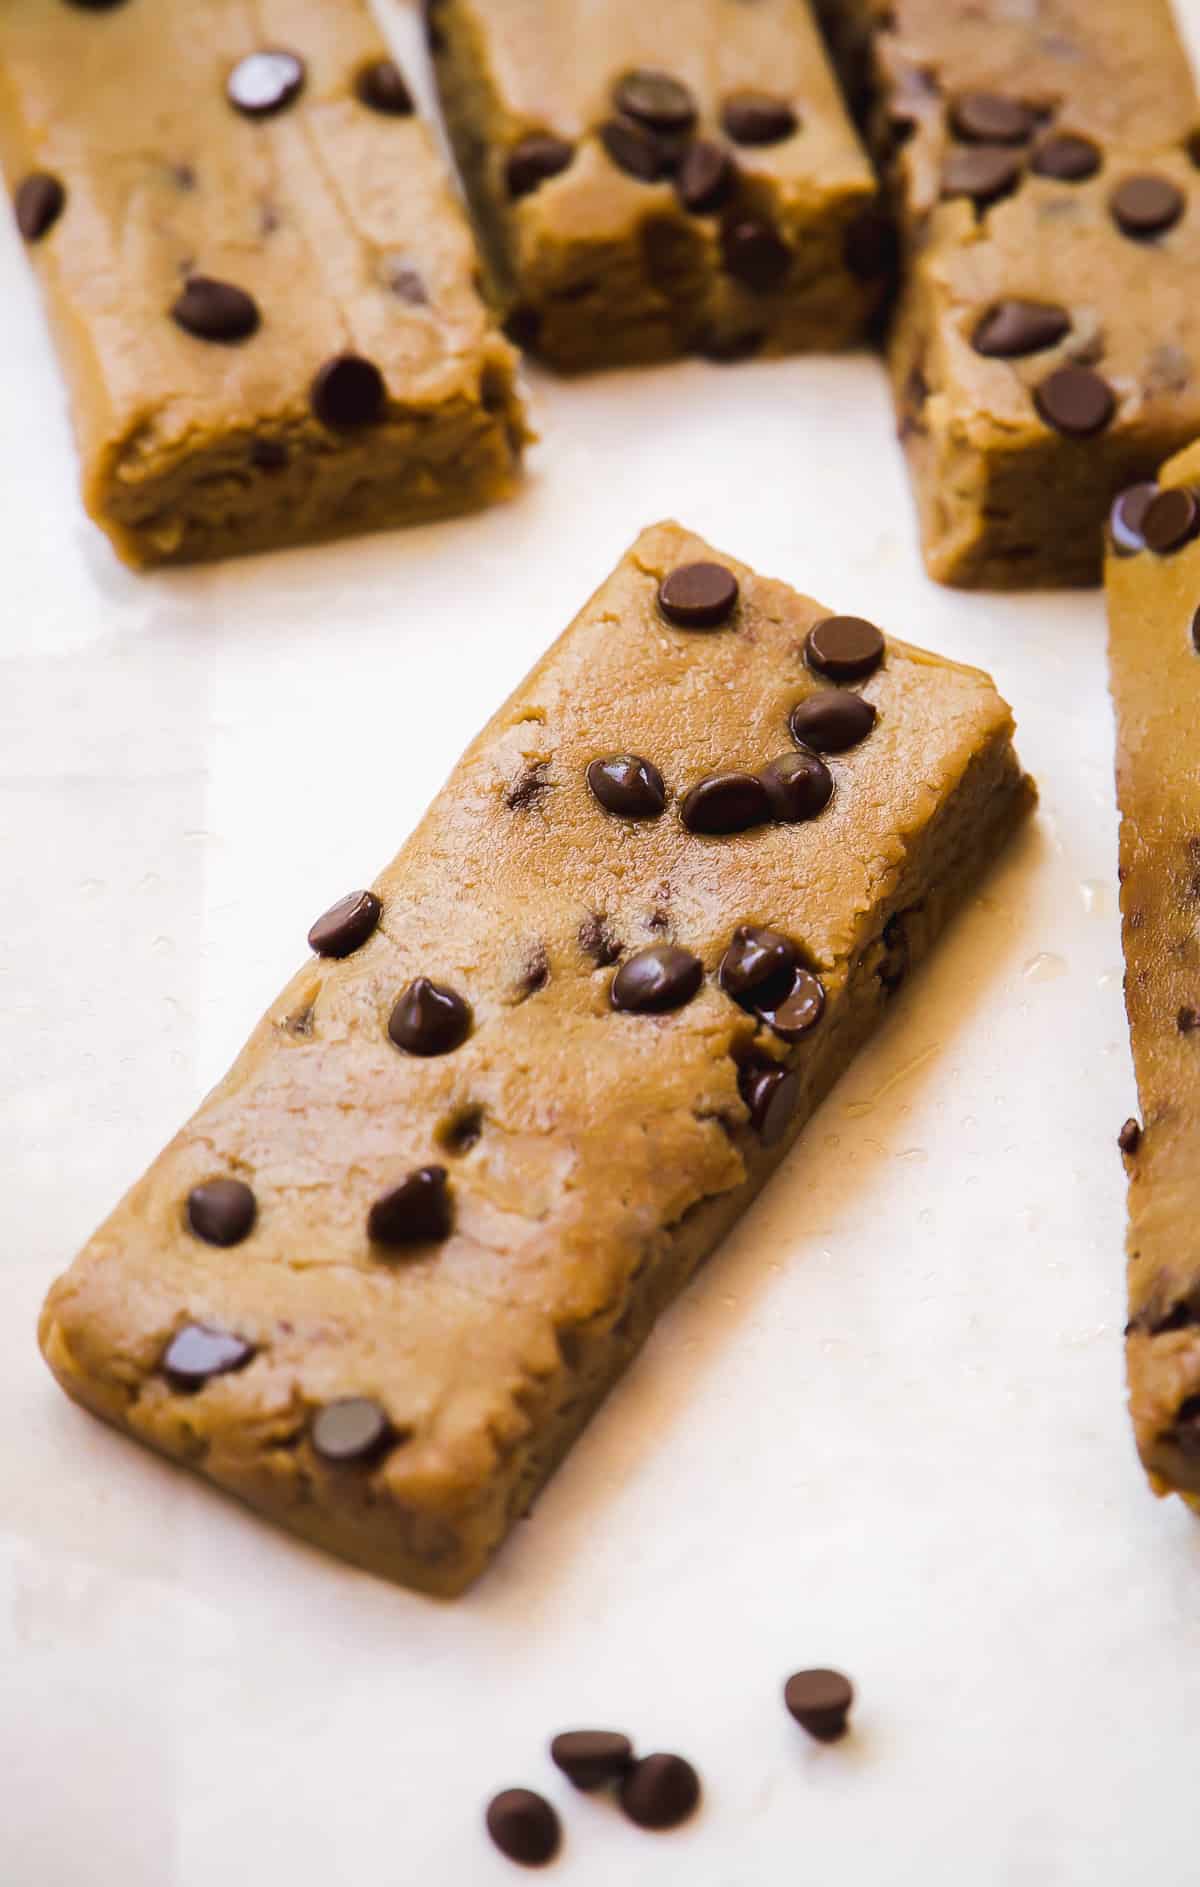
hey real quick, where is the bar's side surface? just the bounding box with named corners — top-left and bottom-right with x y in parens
top-left (40, 523), bottom-right (1032, 1595)
top-left (0, 0), bottom-right (526, 566)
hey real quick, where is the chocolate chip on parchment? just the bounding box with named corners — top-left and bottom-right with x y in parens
top-left (789, 691), bottom-right (877, 753)
top-left (805, 615), bottom-right (885, 682)
top-left (680, 771), bottom-right (773, 835)
top-left (784, 1667), bottom-right (854, 1741)
top-left (738, 1059), bottom-right (801, 1146)
top-left (227, 50), bottom-right (306, 117)
top-left (308, 889), bottom-right (381, 958)
top-left (586, 754), bottom-right (666, 819)
top-left (658, 561), bottom-right (739, 628)
top-left (950, 93), bottom-right (1036, 145)
top-left (619, 1753), bottom-right (701, 1830)
top-left (614, 69), bottom-right (697, 133)
top-left (722, 91), bottom-right (798, 145)
top-left (755, 966), bottom-right (825, 1041)
top-left (355, 59), bottom-right (414, 115)
top-left (310, 1396), bottom-right (393, 1464)
top-left (941, 146), bottom-right (1023, 208)
top-left (187, 1178), bottom-right (257, 1247)
top-left (506, 134), bottom-right (575, 199)
top-left (676, 140), bottom-right (736, 214)
top-left (601, 116), bottom-right (674, 181)
top-left (721, 216), bottom-right (792, 291)
top-left (611, 944), bottom-right (703, 1014)
top-left (14, 172), bottom-right (65, 242)
top-left (310, 353), bottom-right (386, 429)
top-left (720, 925), bottom-right (795, 1001)
top-left (171, 275), bottom-right (261, 343)
top-left (550, 1730), bottom-right (635, 1791)
top-left (760, 751), bottom-right (834, 824)
top-left (1118, 1118), bottom-right (1142, 1155)
top-left (1142, 487), bottom-right (1200, 555)
top-left (163, 1323), bottom-right (255, 1392)
top-left (1031, 133), bottom-right (1101, 181)
top-left (1033, 364), bottom-right (1115, 436)
top-left (389, 977), bottom-right (473, 1055)
top-left (486, 1789), bottom-right (562, 1868)
top-left (1109, 482), bottom-right (1159, 555)
top-left (1110, 174), bottom-right (1185, 239)
top-left (368, 1166), bottom-right (452, 1247)
top-left (971, 299), bottom-right (1070, 358)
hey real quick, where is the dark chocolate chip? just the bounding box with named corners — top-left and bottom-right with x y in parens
top-left (805, 615), bottom-right (885, 682)
top-left (658, 561), bottom-right (739, 628)
top-left (789, 691), bottom-right (877, 753)
top-left (879, 911), bottom-right (910, 994)
top-left (517, 944), bottom-right (549, 999)
top-left (586, 754), bottom-right (666, 819)
top-left (613, 69), bottom-right (696, 133)
top-left (506, 134), bottom-right (575, 200)
top-left (971, 298), bottom-right (1070, 358)
top-left (310, 353), bottom-right (386, 429)
top-left (843, 204), bottom-right (898, 279)
top-left (186, 1178), bottom-right (257, 1247)
top-left (950, 93), bottom-right (1036, 145)
top-left (1173, 1397), bottom-right (1200, 1456)
top-left (485, 1790), bottom-right (561, 1868)
top-left (64, 0), bottom-right (130, 7)
top-left (601, 116), bottom-right (673, 182)
top-left (738, 1059), bottom-right (800, 1146)
top-left (1110, 174), bottom-right (1185, 239)
top-left (163, 1323), bottom-right (255, 1392)
top-left (550, 1730), bottom-right (634, 1791)
top-left (1031, 133), bottom-right (1101, 182)
top-left (619, 1753), bottom-right (701, 1830)
top-left (14, 172), bottom-right (65, 243)
top-left (676, 139), bottom-right (736, 214)
top-left (308, 889), bottom-right (381, 957)
top-left (721, 216), bottom-right (791, 291)
top-left (579, 913), bottom-right (622, 967)
top-left (386, 262), bottom-right (429, 304)
top-left (368, 1166), bottom-right (452, 1247)
top-left (1118, 1118), bottom-right (1142, 1155)
top-left (389, 977), bottom-right (472, 1055)
top-left (1142, 486), bottom-right (1200, 555)
top-left (1192, 606), bottom-right (1200, 654)
top-left (506, 763), bottom-right (551, 810)
top-left (759, 750), bottom-right (834, 824)
top-left (941, 146), bottom-right (1023, 208)
top-left (355, 59), bottom-right (414, 115)
top-left (310, 1397), bottom-right (392, 1464)
top-left (227, 50), bottom-right (306, 118)
top-left (756, 966), bottom-right (826, 1041)
top-left (611, 944), bottom-right (703, 1014)
top-left (680, 770), bottom-right (773, 835)
top-left (692, 326), bottom-right (766, 363)
top-left (784, 1668), bottom-right (854, 1741)
top-left (171, 275), bottom-right (260, 343)
top-left (504, 305), bottom-right (542, 350)
top-left (251, 436), bottom-right (288, 471)
top-left (721, 91), bottom-right (798, 146)
top-left (719, 925), bottom-right (796, 1000)
top-left (1033, 365), bottom-right (1115, 437)
top-left (1109, 482), bottom-right (1159, 555)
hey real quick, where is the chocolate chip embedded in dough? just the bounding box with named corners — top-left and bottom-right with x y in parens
top-left (754, 966), bottom-right (826, 1041)
top-left (950, 93), bottom-right (1037, 145)
top-left (1031, 133), bottom-right (1101, 181)
top-left (721, 216), bottom-right (792, 291)
top-left (586, 754), bottom-right (667, 819)
top-left (186, 1178), bottom-right (257, 1246)
top-left (163, 1323), bottom-right (255, 1392)
top-left (676, 140), bottom-right (736, 214)
top-left (310, 1396), bottom-right (393, 1463)
top-left (308, 889), bottom-right (382, 957)
top-left (971, 299), bottom-right (1070, 358)
top-left (1109, 482), bottom-right (1159, 555)
top-left (611, 944), bottom-right (703, 1014)
top-left (805, 615), bottom-right (885, 682)
top-left (658, 561), bottom-right (739, 628)
top-left (613, 69), bottom-right (697, 133)
top-left (680, 771), bottom-right (773, 835)
top-left (738, 1059), bottom-right (801, 1146)
top-left (721, 91), bottom-right (798, 146)
top-left (784, 1668), bottom-right (854, 1741)
top-left (485, 1789), bottom-right (562, 1867)
top-left (941, 146), bottom-right (1023, 208)
top-left (601, 116), bottom-right (674, 181)
top-left (1110, 174), bottom-right (1186, 239)
top-left (171, 275), bottom-right (261, 343)
top-left (227, 50), bottom-right (306, 118)
top-left (1033, 365), bottom-right (1115, 437)
top-left (14, 172), bottom-right (65, 242)
top-left (355, 59), bottom-right (414, 116)
top-left (368, 1166), bottom-right (452, 1247)
top-left (618, 1753), bottom-right (701, 1830)
top-left (719, 925), bottom-right (796, 1001)
top-left (506, 134), bottom-right (575, 200)
top-left (789, 691), bottom-right (877, 753)
top-left (760, 751), bottom-right (835, 824)
top-left (1142, 487), bottom-right (1200, 555)
top-left (388, 977), bottom-right (473, 1055)
top-left (1179, 1006), bottom-right (1200, 1033)
top-left (310, 353), bottom-right (386, 429)
top-left (843, 204), bottom-right (898, 279)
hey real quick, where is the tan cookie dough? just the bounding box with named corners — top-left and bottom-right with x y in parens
top-left (0, 0), bottom-right (528, 567)
top-left (40, 522), bottom-right (1033, 1596)
top-left (428, 0), bottom-right (890, 370)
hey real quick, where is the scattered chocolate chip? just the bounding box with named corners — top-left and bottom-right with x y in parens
top-left (1142, 487), bottom-right (1200, 554)
top-left (676, 140), bottom-right (736, 214)
top-left (389, 977), bottom-right (473, 1055)
top-left (614, 69), bottom-right (696, 133)
top-left (601, 116), bottom-right (673, 181)
top-left (1118, 1118), bottom-right (1142, 1155)
top-left (658, 560), bottom-right (739, 628)
top-left (789, 691), bottom-right (877, 753)
top-left (579, 913), bottom-right (622, 967)
top-left (971, 298), bottom-right (1070, 358)
top-left (755, 965), bottom-right (825, 1041)
top-left (806, 615), bottom-right (885, 682)
top-left (311, 1396), bottom-right (392, 1464)
top-left (163, 1323), bottom-right (255, 1392)
top-left (1109, 482), bottom-right (1159, 555)
top-left (170, 275), bottom-right (260, 343)
top-left (368, 1166), bottom-right (452, 1247)
top-left (310, 353), bottom-right (386, 430)
top-left (550, 1730), bottom-right (634, 1791)
top-left (738, 1058), bottom-right (800, 1145)
top-left (721, 216), bottom-right (792, 291)
top-left (186, 1178), bottom-right (257, 1247)
top-left (227, 49), bottom-right (306, 118)
top-left (1031, 133), bottom-right (1101, 182)
top-left (1179, 1006), bottom-right (1200, 1033)
top-left (619, 1753), bottom-right (701, 1831)
top-left (251, 436), bottom-right (288, 471)
top-left (680, 770), bottom-right (773, 835)
top-left (1033, 364), bottom-right (1115, 437)
top-left (611, 944), bottom-right (703, 1014)
top-left (721, 91), bottom-right (798, 146)
top-left (760, 750), bottom-right (835, 824)
top-left (784, 1668), bottom-right (854, 1741)
top-left (586, 754), bottom-right (666, 819)
top-left (719, 925), bottom-right (796, 1000)
top-left (506, 134), bottom-right (575, 200)
top-left (950, 93), bottom-right (1036, 145)
top-left (843, 204), bottom-right (898, 279)
top-left (355, 59), bottom-right (413, 115)
top-left (14, 172), bottom-right (65, 243)
top-left (941, 146), bottom-right (1023, 208)
top-left (486, 1789), bottom-right (561, 1868)
top-left (1110, 174), bottom-right (1185, 239)
top-left (308, 888), bottom-right (381, 957)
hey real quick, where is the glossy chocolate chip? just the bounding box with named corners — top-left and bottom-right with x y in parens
top-left (789, 691), bottom-right (877, 753)
top-left (1142, 487), bottom-right (1200, 554)
top-left (613, 69), bottom-right (696, 132)
top-left (680, 771), bottom-right (773, 835)
top-left (601, 116), bottom-right (673, 182)
top-left (586, 754), bottom-right (666, 819)
top-left (784, 1668), bottom-right (854, 1741)
top-left (721, 216), bottom-right (791, 291)
top-left (310, 353), bottom-right (386, 429)
top-left (311, 1396), bottom-right (392, 1463)
top-left (950, 93), bottom-right (1037, 144)
top-left (187, 1178), bottom-right (257, 1247)
top-left (227, 50), bottom-right (306, 117)
top-left (1118, 1118), bottom-right (1142, 1155)
top-left (14, 172), bottom-right (65, 242)
top-left (941, 146), bottom-right (1023, 208)
top-left (719, 925), bottom-right (795, 1000)
top-left (658, 561), bottom-right (739, 628)
top-left (171, 275), bottom-right (260, 343)
top-left (486, 1789), bottom-right (561, 1868)
top-left (738, 1059), bottom-right (800, 1146)
top-left (506, 134), bottom-right (575, 199)
top-left (760, 751), bottom-right (834, 824)
top-left (619, 1753), bottom-right (701, 1830)
top-left (1109, 482), bottom-right (1159, 555)
top-left (1031, 133), bottom-right (1101, 181)
top-left (805, 615), bottom-right (885, 682)
top-left (611, 944), bottom-right (703, 1014)
top-left (389, 977), bottom-right (472, 1055)
top-left (755, 966), bottom-right (826, 1041)
top-left (163, 1323), bottom-right (255, 1392)
top-left (550, 1730), bottom-right (634, 1791)
top-left (355, 59), bottom-right (413, 115)
top-left (1033, 365), bottom-right (1115, 436)
top-left (368, 1166), bottom-right (452, 1247)
top-left (721, 91), bottom-right (798, 145)
top-left (308, 889), bottom-right (381, 957)
top-left (1110, 174), bottom-right (1185, 238)
top-left (676, 140), bottom-right (736, 214)
top-left (971, 298), bottom-right (1070, 358)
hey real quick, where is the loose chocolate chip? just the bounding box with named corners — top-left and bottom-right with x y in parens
top-left (806, 615), bottom-right (885, 682)
top-left (721, 216), bottom-right (791, 291)
top-left (506, 134), bottom-right (575, 200)
top-left (950, 93), bottom-right (1036, 145)
top-left (1110, 174), bottom-right (1185, 239)
top-left (1109, 481), bottom-right (1159, 555)
top-left (251, 437), bottom-right (288, 471)
top-left (171, 275), bottom-right (260, 343)
top-left (550, 1730), bottom-right (634, 1791)
top-left (843, 204), bottom-right (898, 280)
top-left (789, 691), bottom-right (877, 753)
top-left (14, 172), bottom-right (65, 243)
top-left (1032, 133), bottom-right (1101, 182)
top-left (389, 978), bottom-right (472, 1055)
top-left (310, 353), bottom-right (386, 429)
top-left (760, 751), bottom-right (834, 824)
top-left (658, 561), bottom-right (739, 628)
top-left (721, 91), bottom-right (798, 146)
top-left (941, 146), bottom-right (1023, 208)
top-left (738, 1059), bottom-right (800, 1146)
top-left (611, 944), bottom-right (703, 1014)
top-left (619, 1753), bottom-right (701, 1831)
top-left (680, 771), bottom-right (773, 835)
top-left (1118, 1118), bottom-right (1142, 1155)
top-left (586, 754), bottom-right (666, 819)
top-left (756, 965), bottom-right (826, 1041)
top-left (719, 925), bottom-right (796, 1001)
top-left (163, 1323), bottom-right (255, 1392)
top-left (1142, 486), bottom-right (1200, 554)
top-left (355, 59), bottom-right (413, 115)
top-left (311, 1396), bottom-right (392, 1464)
top-left (308, 889), bottom-right (381, 957)
top-left (187, 1178), bottom-right (257, 1247)
top-left (227, 50), bottom-right (306, 118)
top-left (485, 1789), bottom-right (562, 1868)
top-left (601, 116), bottom-right (673, 182)
top-left (1033, 364), bottom-right (1115, 437)
top-left (676, 140), bottom-right (736, 214)
top-left (368, 1166), bottom-right (452, 1247)
top-left (784, 1668), bottom-right (854, 1741)
top-left (613, 69), bottom-right (696, 133)
top-left (971, 298), bottom-right (1070, 358)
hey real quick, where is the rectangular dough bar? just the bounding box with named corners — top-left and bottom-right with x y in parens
top-left (0, 0), bottom-right (527, 567)
top-left (40, 522), bottom-right (1033, 1595)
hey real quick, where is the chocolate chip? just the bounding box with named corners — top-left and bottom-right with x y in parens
top-left (186, 1178), bottom-right (257, 1247)
top-left (721, 91), bottom-right (798, 145)
top-left (504, 305), bottom-right (542, 350)
top-left (676, 140), bottom-right (736, 214)
top-left (506, 763), bottom-right (551, 810)
top-left (1118, 1118), bottom-right (1142, 1155)
top-left (1031, 133), bottom-right (1101, 181)
top-left (64, 0), bottom-right (129, 7)
top-left (163, 1323), bottom-right (255, 1392)
top-left (1179, 1005), bottom-right (1200, 1033)
top-left (579, 913), bottom-right (622, 967)
top-left (389, 977), bottom-right (473, 1055)
top-left (1109, 482), bottom-right (1159, 555)
top-left (1192, 607), bottom-right (1200, 654)
top-left (1110, 174), bottom-right (1185, 238)
top-left (368, 1166), bottom-right (452, 1247)
top-left (355, 59), bottom-right (413, 115)
top-left (755, 965), bottom-right (825, 1041)
top-left (658, 561), bottom-right (739, 628)
top-left (227, 50), bottom-right (306, 118)
top-left (611, 944), bottom-right (703, 1014)
top-left (738, 1059), bottom-right (800, 1146)
top-left (950, 93), bottom-right (1036, 145)
top-left (613, 69), bottom-right (696, 133)
top-left (310, 354), bottom-right (386, 430)
top-left (971, 298), bottom-right (1070, 358)
top-left (789, 691), bottom-right (877, 753)
top-left (1142, 487), bottom-right (1200, 554)
top-left (601, 116), bottom-right (673, 182)
top-left (680, 771), bottom-right (773, 835)
top-left (719, 925), bottom-right (795, 1001)
top-left (941, 146), bottom-right (1023, 208)
top-left (506, 134), bottom-right (575, 200)
top-left (485, 1789), bottom-right (561, 1868)
top-left (721, 216), bottom-right (791, 291)
top-left (784, 1668), bottom-right (854, 1741)
top-left (843, 204), bottom-right (898, 280)
top-left (171, 275), bottom-right (260, 343)
top-left (760, 751), bottom-right (834, 824)
top-left (805, 615), bottom-right (885, 682)
top-left (586, 754), bottom-right (666, 819)
top-left (14, 172), bottom-right (65, 243)
top-left (550, 1730), bottom-right (634, 1791)
top-left (310, 1397), bottom-right (392, 1464)
top-left (386, 262), bottom-right (428, 304)
top-left (619, 1753), bottom-right (701, 1830)
top-left (308, 889), bottom-right (381, 957)
top-left (1033, 365), bottom-right (1115, 436)
top-left (1173, 1398), bottom-right (1200, 1456)
top-left (879, 911), bottom-right (910, 995)
top-left (692, 326), bottom-right (766, 363)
